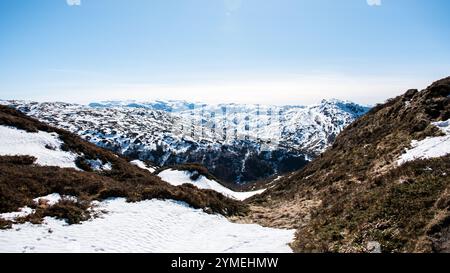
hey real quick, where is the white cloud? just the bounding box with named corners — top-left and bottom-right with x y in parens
top-left (66, 0), bottom-right (81, 6)
top-left (367, 0), bottom-right (381, 6)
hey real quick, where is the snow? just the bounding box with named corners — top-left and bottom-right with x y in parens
top-left (0, 207), bottom-right (34, 221)
top-left (398, 120), bottom-right (450, 165)
top-left (86, 159), bottom-right (112, 171)
top-left (0, 193), bottom-right (70, 221)
top-left (33, 193), bottom-right (64, 206)
top-left (158, 169), bottom-right (265, 201)
top-left (0, 198), bottom-right (294, 253)
top-left (0, 125), bottom-right (79, 169)
top-left (130, 159), bottom-right (155, 173)
top-left (272, 176), bottom-right (284, 182)
top-left (4, 100), bottom-right (369, 179)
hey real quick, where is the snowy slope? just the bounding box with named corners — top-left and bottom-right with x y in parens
top-left (5, 99), bottom-right (369, 183)
top-left (0, 125), bottom-right (79, 169)
top-left (158, 169), bottom-right (265, 201)
top-left (0, 198), bottom-right (295, 253)
top-left (130, 159), bottom-right (156, 173)
top-left (89, 99), bottom-right (368, 153)
top-left (398, 120), bottom-right (450, 165)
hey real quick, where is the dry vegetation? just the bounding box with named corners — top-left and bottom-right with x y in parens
top-left (245, 77), bottom-right (450, 253)
top-left (0, 105), bottom-right (247, 229)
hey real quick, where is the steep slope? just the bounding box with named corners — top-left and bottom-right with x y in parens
top-left (0, 105), bottom-right (245, 229)
top-left (4, 100), bottom-right (369, 184)
top-left (242, 77), bottom-right (450, 253)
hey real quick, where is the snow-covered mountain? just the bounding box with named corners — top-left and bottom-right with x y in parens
top-left (5, 99), bottom-right (370, 183)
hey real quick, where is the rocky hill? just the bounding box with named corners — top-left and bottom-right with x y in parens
top-left (241, 77), bottom-right (450, 253)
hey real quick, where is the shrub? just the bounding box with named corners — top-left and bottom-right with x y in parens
top-left (44, 199), bottom-right (91, 225)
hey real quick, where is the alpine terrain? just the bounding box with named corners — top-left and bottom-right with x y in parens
top-left (1, 77), bottom-right (449, 253)
top-left (240, 77), bottom-right (450, 253)
top-left (0, 105), bottom-right (294, 252)
top-left (2, 99), bottom-right (369, 184)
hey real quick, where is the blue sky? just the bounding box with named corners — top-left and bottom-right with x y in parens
top-left (0, 0), bottom-right (449, 105)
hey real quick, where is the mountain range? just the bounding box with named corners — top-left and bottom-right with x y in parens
top-left (1, 77), bottom-right (449, 253)
top-left (0, 104), bottom-right (295, 252)
top-left (2, 99), bottom-right (369, 184)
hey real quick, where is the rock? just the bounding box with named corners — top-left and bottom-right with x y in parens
top-left (367, 241), bottom-right (382, 253)
top-left (38, 198), bottom-right (50, 209)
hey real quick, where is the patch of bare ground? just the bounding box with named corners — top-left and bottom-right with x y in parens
top-left (232, 198), bottom-right (321, 230)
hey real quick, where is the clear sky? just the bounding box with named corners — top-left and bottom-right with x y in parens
top-left (0, 0), bottom-right (449, 105)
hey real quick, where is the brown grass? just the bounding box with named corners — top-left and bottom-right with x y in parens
top-left (246, 77), bottom-right (450, 253)
top-left (0, 105), bottom-right (248, 228)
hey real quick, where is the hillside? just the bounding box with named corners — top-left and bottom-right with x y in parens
top-left (3, 99), bottom-right (369, 184)
top-left (0, 105), bottom-right (246, 229)
top-left (241, 77), bottom-right (450, 253)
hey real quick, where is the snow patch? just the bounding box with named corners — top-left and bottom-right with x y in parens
top-left (0, 193), bottom-right (75, 221)
top-left (130, 159), bottom-right (155, 173)
top-left (0, 125), bottom-right (79, 169)
top-left (158, 169), bottom-right (265, 201)
top-left (398, 120), bottom-right (450, 165)
top-left (0, 207), bottom-right (34, 221)
top-left (272, 176), bottom-right (283, 182)
top-left (0, 198), bottom-right (294, 253)
top-left (33, 193), bottom-right (64, 206)
top-left (86, 159), bottom-right (112, 171)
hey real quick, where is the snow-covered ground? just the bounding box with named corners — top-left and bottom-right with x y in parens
top-left (130, 159), bottom-right (155, 173)
top-left (0, 198), bottom-right (294, 253)
top-left (0, 125), bottom-right (79, 169)
top-left (398, 120), bottom-right (450, 165)
top-left (0, 193), bottom-right (71, 221)
top-left (158, 169), bottom-right (265, 201)
top-left (86, 159), bottom-right (112, 171)
top-left (0, 124), bottom-right (291, 253)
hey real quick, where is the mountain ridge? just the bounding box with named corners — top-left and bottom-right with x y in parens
top-left (3, 99), bottom-right (369, 184)
top-left (240, 77), bottom-right (450, 253)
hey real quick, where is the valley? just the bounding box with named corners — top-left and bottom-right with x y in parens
top-left (3, 99), bottom-right (369, 184)
top-left (1, 77), bottom-right (449, 253)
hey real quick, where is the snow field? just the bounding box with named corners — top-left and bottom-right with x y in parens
top-left (0, 125), bottom-right (79, 169)
top-left (158, 169), bottom-right (265, 201)
top-left (0, 198), bottom-right (294, 253)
